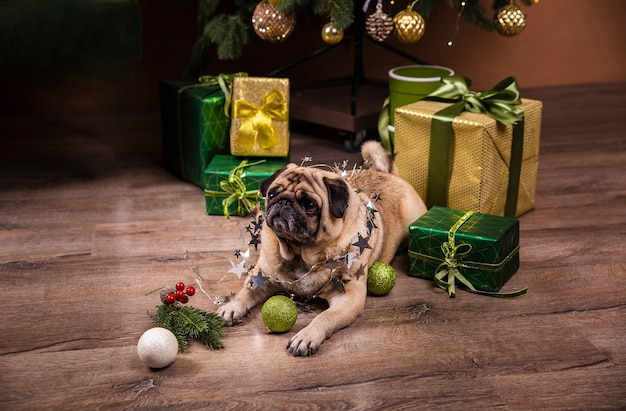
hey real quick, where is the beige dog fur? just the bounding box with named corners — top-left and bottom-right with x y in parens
top-left (218, 141), bottom-right (426, 356)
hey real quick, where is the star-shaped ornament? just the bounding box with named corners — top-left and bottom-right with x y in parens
top-left (248, 233), bottom-right (261, 251)
top-left (354, 263), bottom-right (366, 280)
top-left (331, 276), bottom-right (349, 293)
top-left (352, 233), bottom-right (372, 254)
top-left (366, 216), bottom-right (378, 234)
top-left (344, 251), bottom-right (361, 269)
top-left (234, 249), bottom-right (242, 258)
top-left (249, 270), bottom-right (270, 291)
top-left (228, 260), bottom-right (248, 279)
top-left (247, 218), bottom-right (263, 234)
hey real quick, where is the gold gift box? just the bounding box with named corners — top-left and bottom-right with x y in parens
top-left (230, 77), bottom-right (290, 157)
top-left (394, 98), bottom-right (542, 217)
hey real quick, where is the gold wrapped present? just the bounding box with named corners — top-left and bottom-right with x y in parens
top-left (230, 77), bottom-right (290, 157)
top-left (394, 76), bottom-right (542, 217)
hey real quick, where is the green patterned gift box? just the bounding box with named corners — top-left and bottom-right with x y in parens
top-left (204, 155), bottom-right (288, 218)
top-left (408, 206), bottom-right (526, 297)
top-left (160, 74), bottom-right (246, 188)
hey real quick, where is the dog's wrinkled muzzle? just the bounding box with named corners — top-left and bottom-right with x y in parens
top-left (266, 199), bottom-right (314, 245)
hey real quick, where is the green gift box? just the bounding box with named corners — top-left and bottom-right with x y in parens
top-left (160, 74), bottom-right (246, 188)
top-left (203, 155), bottom-right (288, 218)
top-left (408, 206), bottom-right (525, 297)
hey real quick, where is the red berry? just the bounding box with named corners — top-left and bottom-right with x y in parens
top-left (175, 289), bottom-right (185, 300)
top-left (175, 282), bottom-right (185, 291)
top-left (185, 286), bottom-right (196, 296)
top-left (165, 294), bottom-right (176, 304)
top-left (180, 295), bottom-right (189, 304)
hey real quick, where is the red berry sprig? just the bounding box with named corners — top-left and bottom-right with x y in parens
top-left (164, 282), bottom-right (196, 305)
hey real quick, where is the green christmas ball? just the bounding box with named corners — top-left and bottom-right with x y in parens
top-left (367, 261), bottom-right (397, 295)
top-left (261, 295), bottom-right (298, 333)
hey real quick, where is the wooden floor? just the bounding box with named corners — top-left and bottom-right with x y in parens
top-left (1, 81), bottom-right (625, 410)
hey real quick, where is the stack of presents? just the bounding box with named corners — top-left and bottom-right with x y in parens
top-left (160, 74), bottom-right (290, 218)
top-left (160, 67), bottom-right (542, 297)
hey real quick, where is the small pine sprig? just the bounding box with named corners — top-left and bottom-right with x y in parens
top-left (151, 303), bottom-right (226, 352)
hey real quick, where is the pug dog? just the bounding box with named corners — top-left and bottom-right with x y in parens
top-left (217, 141), bottom-right (427, 356)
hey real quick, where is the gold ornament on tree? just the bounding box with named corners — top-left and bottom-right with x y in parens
top-left (494, 0), bottom-right (526, 37)
top-left (393, 1), bottom-right (426, 44)
top-left (321, 20), bottom-right (344, 45)
top-left (365, 0), bottom-right (394, 42)
top-left (252, 0), bottom-right (296, 43)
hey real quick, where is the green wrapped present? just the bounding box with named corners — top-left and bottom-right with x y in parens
top-left (408, 206), bottom-right (526, 297)
top-left (160, 73), bottom-right (247, 188)
top-left (204, 155), bottom-right (288, 218)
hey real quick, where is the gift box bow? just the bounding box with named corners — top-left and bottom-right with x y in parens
top-left (203, 159), bottom-right (265, 219)
top-left (423, 76), bottom-right (527, 217)
top-left (233, 89), bottom-right (289, 152)
top-left (409, 210), bottom-right (527, 298)
top-left (425, 75), bottom-right (525, 125)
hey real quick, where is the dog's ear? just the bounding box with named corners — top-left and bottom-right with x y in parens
top-left (260, 166), bottom-right (287, 196)
top-left (323, 176), bottom-right (350, 219)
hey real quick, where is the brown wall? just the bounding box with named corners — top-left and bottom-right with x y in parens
top-left (138, 0), bottom-right (626, 107)
top-left (3, 0), bottom-right (626, 112)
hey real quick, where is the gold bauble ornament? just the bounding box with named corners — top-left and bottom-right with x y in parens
top-left (366, 3), bottom-right (394, 42)
top-left (321, 21), bottom-right (344, 45)
top-left (252, 0), bottom-right (296, 43)
top-left (393, 6), bottom-right (426, 44)
top-left (494, 0), bottom-right (526, 37)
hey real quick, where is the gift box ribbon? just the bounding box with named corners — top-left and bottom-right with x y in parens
top-left (203, 159), bottom-right (265, 219)
top-left (233, 89), bottom-right (288, 152)
top-left (408, 210), bottom-right (527, 298)
top-left (424, 76), bottom-right (526, 218)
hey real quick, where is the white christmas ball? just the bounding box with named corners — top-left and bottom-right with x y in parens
top-left (137, 327), bottom-right (178, 369)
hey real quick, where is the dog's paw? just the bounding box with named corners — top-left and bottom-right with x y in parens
top-left (287, 325), bottom-right (327, 356)
top-left (217, 302), bottom-right (248, 326)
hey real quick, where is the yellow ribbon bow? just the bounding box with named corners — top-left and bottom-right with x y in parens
top-left (233, 89), bottom-right (288, 151)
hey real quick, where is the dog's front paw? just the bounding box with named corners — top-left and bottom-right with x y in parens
top-left (287, 325), bottom-right (327, 356)
top-left (217, 301), bottom-right (249, 326)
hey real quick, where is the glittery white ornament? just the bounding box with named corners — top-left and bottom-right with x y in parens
top-left (137, 327), bottom-right (178, 369)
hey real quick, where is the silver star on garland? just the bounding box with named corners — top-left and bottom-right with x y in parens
top-left (249, 270), bottom-right (270, 291)
top-left (228, 260), bottom-right (247, 279)
top-left (344, 251), bottom-right (361, 269)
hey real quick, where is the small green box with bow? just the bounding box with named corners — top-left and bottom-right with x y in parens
top-left (203, 155), bottom-right (288, 218)
top-left (408, 206), bottom-right (525, 297)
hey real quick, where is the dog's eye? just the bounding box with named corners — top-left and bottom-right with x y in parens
top-left (267, 188), bottom-right (277, 200)
top-left (300, 198), bottom-right (318, 214)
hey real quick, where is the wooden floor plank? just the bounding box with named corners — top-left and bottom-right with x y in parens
top-left (0, 81), bottom-right (625, 409)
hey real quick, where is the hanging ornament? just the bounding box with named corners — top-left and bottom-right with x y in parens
top-left (321, 20), bottom-right (344, 45)
top-left (392, 1), bottom-right (426, 44)
top-left (494, 0), bottom-right (526, 37)
top-left (365, 1), bottom-right (394, 42)
top-left (252, 0), bottom-right (296, 43)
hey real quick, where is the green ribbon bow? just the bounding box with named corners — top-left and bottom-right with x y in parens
top-left (233, 89), bottom-right (289, 152)
top-left (416, 210), bottom-right (527, 298)
top-left (424, 76), bottom-right (526, 217)
top-left (203, 159), bottom-right (265, 219)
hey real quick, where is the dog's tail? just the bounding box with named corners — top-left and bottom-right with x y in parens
top-left (361, 140), bottom-right (398, 175)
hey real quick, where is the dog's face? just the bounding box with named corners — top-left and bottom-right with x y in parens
top-left (260, 164), bottom-right (352, 247)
